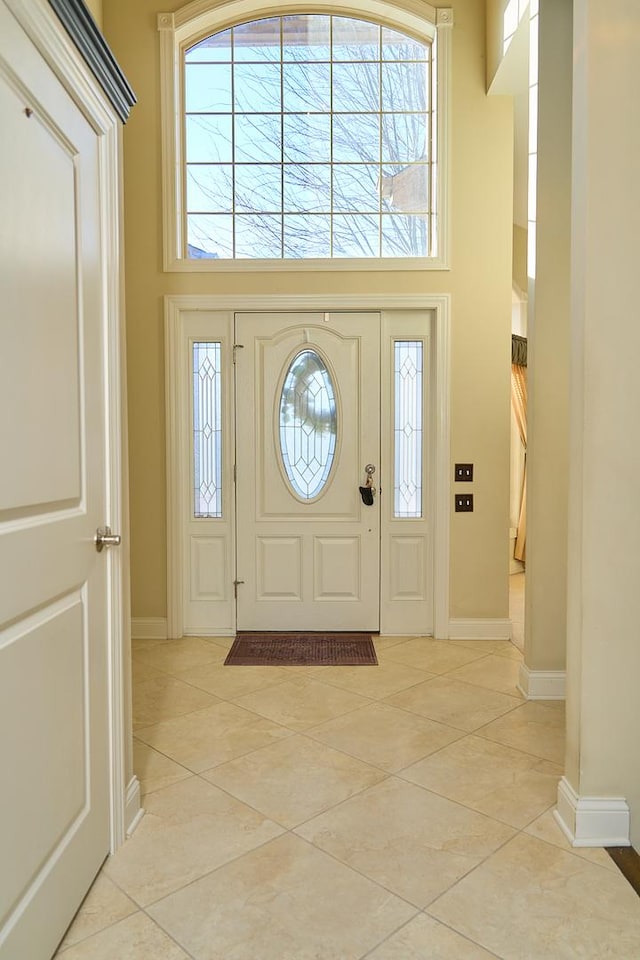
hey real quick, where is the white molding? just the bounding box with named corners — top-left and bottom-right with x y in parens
top-left (161, 256), bottom-right (451, 274)
top-left (184, 626), bottom-right (235, 637)
top-left (124, 777), bottom-right (143, 837)
top-left (447, 618), bottom-right (512, 640)
top-left (433, 299), bottom-right (451, 641)
top-left (165, 293), bottom-right (450, 312)
top-left (164, 293), bottom-right (450, 641)
top-left (131, 617), bottom-right (168, 640)
top-left (169, 0), bottom-right (442, 32)
top-left (555, 777), bottom-right (630, 847)
top-left (103, 124), bottom-right (130, 853)
top-left (517, 664), bottom-right (566, 700)
top-left (164, 301), bottom-right (185, 640)
top-left (158, 0), bottom-right (451, 271)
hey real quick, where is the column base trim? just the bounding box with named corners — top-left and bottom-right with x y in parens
top-left (555, 776), bottom-right (630, 847)
top-left (447, 618), bottom-right (511, 640)
top-left (517, 664), bottom-right (566, 700)
top-left (131, 617), bottom-right (168, 640)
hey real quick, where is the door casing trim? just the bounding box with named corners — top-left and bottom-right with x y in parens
top-left (165, 293), bottom-right (451, 639)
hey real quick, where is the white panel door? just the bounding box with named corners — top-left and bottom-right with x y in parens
top-left (236, 313), bottom-right (380, 630)
top-left (0, 8), bottom-right (112, 958)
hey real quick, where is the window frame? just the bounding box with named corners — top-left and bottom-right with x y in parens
top-left (159, 0), bottom-right (453, 272)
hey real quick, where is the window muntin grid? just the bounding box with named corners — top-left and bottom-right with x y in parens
top-left (193, 342), bottom-right (223, 517)
top-left (184, 15), bottom-right (434, 260)
top-left (394, 340), bottom-right (423, 518)
top-left (279, 349), bottom-right (337, 499)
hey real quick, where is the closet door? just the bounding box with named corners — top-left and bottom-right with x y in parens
top-left (0, 4), bottom-right (114, 956)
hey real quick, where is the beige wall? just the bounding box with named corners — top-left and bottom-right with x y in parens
top-left (85, 0), bottom-right (102, 29)
top-left (512, 224), bottom-right (527, 291)
top-left (103, 0), bottom-right (514, 628)
top-left (486, 0), bottom-right (506, 89)
top-left (523, 0), bottom-right (571, 676)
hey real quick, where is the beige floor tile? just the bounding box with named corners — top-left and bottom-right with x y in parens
top-left (366, 914), bottom-right (498, 959)
top-left (449, 639), bottom-right (523, 662)
top-left (175, 661), bottom-right (290, 700)
top-left (401, 735), bottom-right (561, 828)
top-left (233, 674), bottom-right (372, 731)
top-left (132, 675), bottom-right (219, 730)
top-left (57, 874), bottom-right (137, 951)
top-left (132, 637), bottom-right (227, 675)
top-left (440, 654), bottom-right (524, 698)
top-left (133, 739), bottom-right (191, 797)
top-left (148, 833), bottom-right (416, 960)
top-left (135, 700), bottom-right (292, 772)
top-left (510, 628), bottom-right (524, 653)
top-left (205, 635), bottom-right (234, 650)
top-left (203, 735), bottom-right (386, 828)
top-left (386, 676), bottom-right (521, 732)
top-left (131, 658), bottom-right (165, 684)
top-left (375, 635), bottom-right (418, 650)
top-left (104, 777), bottom-right (283, 906)
top-left (304, 660), bottom-right (434, 699)
top-left (380, 637), bottom-right (488, 674)
top-left (307, 702), bottom-right (464, 773)
top-left (296, 777), bottom-right (514, 907)
top-left (478, 700), bottom-right (565, 764)
top-left (55, 912), bottom-right (190, 959)
top-left (131, 638), bottom-right (160, 654)
top-left (524, 809), bottom-right (619, 872)
top-left (429, 833), bottom-right (640, 959)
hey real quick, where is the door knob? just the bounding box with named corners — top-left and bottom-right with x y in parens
top-left (360, 464), bottom-right (376, 505)
top-left (95, 526), bottom-right (122, 552)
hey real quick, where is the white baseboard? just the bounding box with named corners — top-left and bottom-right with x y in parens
top-left (518, 664), bottom-right (566, 700)
top-left (447, 618), bottom-right (512, 640)
top-left (124, 776), bottom-right (144, 837)
top-left (131, 617), bottom-right (168, 640)
top-left (555, 776), bottom-right (630, 847)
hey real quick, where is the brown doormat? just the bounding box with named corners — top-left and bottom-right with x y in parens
top-left (224, 633), bottom-right (378, 666)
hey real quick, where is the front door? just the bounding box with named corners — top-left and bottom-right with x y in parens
top-left (235, 312), bottom-right (380, 631)
top-left (0, 7), bottom-right (113, 956)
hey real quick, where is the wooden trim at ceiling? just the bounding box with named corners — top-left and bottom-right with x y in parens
top-left (47, 0), bottom-right (136, 122)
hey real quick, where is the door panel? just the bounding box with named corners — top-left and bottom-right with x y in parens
top-left (236, 312), bottom-right (380, 630)
top-left (0, 7), bottom-right (110, 956)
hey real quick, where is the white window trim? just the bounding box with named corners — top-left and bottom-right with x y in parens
top-left (158, 0), bottom-right (452, 271)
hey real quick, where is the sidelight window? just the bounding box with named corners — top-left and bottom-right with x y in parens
top-left (193, 341), bottom-right (223, 517)
top-left (393, 340), bottom-right (423, 518)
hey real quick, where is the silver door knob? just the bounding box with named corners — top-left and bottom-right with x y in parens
top-left (95, 526), bottom-right (122, 552)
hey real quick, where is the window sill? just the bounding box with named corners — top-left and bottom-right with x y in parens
top-left (163, 255), bottom-right (451, 273)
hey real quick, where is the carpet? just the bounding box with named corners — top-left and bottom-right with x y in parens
top-left (224, 632), bottom-right (378, 666)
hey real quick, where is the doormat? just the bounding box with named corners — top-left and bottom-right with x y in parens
top-left (224, 633), bottom-right (378, 666)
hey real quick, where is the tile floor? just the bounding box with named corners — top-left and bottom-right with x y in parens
top-left (55, 615), bottom-right (640, 958)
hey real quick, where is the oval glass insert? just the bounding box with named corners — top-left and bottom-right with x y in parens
top-left (279, 350), bottom-right (337, 499)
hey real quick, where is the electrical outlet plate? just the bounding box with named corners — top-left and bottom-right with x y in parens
top-left (455, 493), bottom-right (474, 512)
top-left (454, 463), bottom-right (474, 482)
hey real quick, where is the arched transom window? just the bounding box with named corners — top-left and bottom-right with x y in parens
top-left (158, 4), bottom-right (452, 269)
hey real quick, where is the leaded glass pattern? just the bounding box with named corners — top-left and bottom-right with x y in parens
top-left (184, 15), bottom-right (435, 260)
top-left (193, 342), bottom-right (222, 517)
top-left (279, 350), bottom-right (337, 499)
top-left (394, 340), bottom-right (423, 518)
